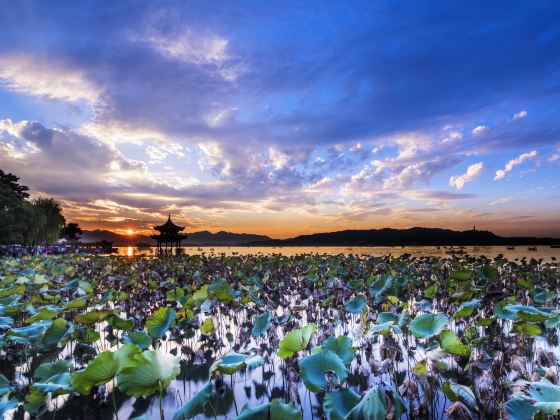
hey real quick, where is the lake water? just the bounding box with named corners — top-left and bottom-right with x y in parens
top-left (116, 245), bottom-right (560, 262)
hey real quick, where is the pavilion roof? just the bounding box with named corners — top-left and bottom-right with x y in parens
top-left (153, 215), bottom-right (185, 233)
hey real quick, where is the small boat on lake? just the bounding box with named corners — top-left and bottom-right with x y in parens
top-left (528, 246), bottom-right (537, 251)
top-left (506, 246), bottom-right (515, 250)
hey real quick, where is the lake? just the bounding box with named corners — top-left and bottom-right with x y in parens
top-left (116, 245), bottom-right (560, 261)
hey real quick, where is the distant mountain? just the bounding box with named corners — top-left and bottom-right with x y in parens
top-left (247, 227), bottom-right (559, 246)
top-left (80, 229), bottom-right (271, 246)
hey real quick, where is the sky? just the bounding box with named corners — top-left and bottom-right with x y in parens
top-left (0, 1), bottom-right (559, 238)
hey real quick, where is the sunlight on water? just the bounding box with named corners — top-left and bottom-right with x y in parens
top-left (115, 245), bottom-right (560, 262)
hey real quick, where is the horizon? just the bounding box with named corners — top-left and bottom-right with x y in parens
top-left (1, 1), bottom-right (559, 238)
top-left (85, 223), bottom-right (560, 241)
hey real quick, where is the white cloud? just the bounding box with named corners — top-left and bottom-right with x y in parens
top-left (268, 147), bottom-right (289, 170)
top-left (494, 150), bottom-right (537, 180)
top-left (449, 162), bottom-right (485, 190)
top-left (136, 28), bottom-right (244, 81)
top-left (0, 54), bottom-right (101, 103)
top-left (549, 147), bottom-right (560, 162)
top-left (512, 110), bottom-right (528, 120)
top-left (489, 196), bottom-right (513, 206)
top-left (472, 125), bottom-right (489, 136)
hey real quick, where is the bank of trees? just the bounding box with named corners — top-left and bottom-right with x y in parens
top-left (0, 169), bottom-right (68, 246)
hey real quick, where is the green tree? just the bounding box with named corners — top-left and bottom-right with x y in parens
top-left (25, 198), bottom-right (66, 245)
top-left (0, 169), bottom-right (30, 199)
top-left (60, 222), bottom-right (83, 241)
top-left (0, 182), bottom-right (32, 245)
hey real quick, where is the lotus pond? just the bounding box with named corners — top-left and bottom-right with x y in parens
top-left (0, 252), bottom-right (559, 419)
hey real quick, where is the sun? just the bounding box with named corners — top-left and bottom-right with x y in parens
top-left (126, 229), bottom-right (134, 235)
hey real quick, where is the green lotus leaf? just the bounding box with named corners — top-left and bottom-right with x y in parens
top-left (504, 381), bottom-right (560, 420)
top-left (32, 372), bottom-right (73, 394)
top-left (146, 307), bottom-right (176, 339)
top-left (0, 317), bottom-right (13, 330)
top-left (504, 305), bottom-right (554, 323)
top-left (449, 270), bottom-right (472, 281)
top-left (25, 305), bottom-right (62, 324)
top-left (513, 321), bottom-right (542, 336)
top-left (41, 318), bottom-right (72, 349)
top-left (24, 388), bottom-right (49, 414)
top-left (343, 295), bottom-right (367, 314)
top-left (64, 297), bottom-right (87, 311)
top-left (345, 386), bottom-right (406, 420)
top-left (441, 381), bottom-right (477, 411)
top-left (0, 374), bottom-right (14, 397)
top-left (173, 381), bottom-right (212, 420)
top-left (72, 344), bottom-right (141, 394)
top-left (299, 351), bottom-right (348, 392)
top-left (0, 284), bottom-right (25, 298)
top-left (533, 288), bottom-right (557, 305)
top-left (237, 402), bottom-right (270, 419)
top-left (117, 350), bottom-right (180, 397)
top-left (236, 398), bottom-right (301, 420)
top-left (75, 309), bottom-right (112, 324)
top-left (109, 315), bottom-right (134, 331)
top-left (277, 323), bottom-right (317, 358)
top-left (34, 359), bottom-right (71, 381)
top-left (270, 398), bottom-right (301, 420)
top-left (192, 285), bottom-right (209, 306)
top-left (451, 299), bottom-right (480, 320)
top-left (368, 274), bottom-right (393, 302)
top-left (377, 312), bottom-right (398, 325)
top-left (208, 280), bottom-right (235, 302)
top-left (252, 311), bottom-right (272, 337)
top-left (478, 265), bottom-right (498, 282)
top-left (8, 320), bottom-right (52, 344)
top-left (73, 326), bottom-right (100, 343)
top-left (324, 388), bottom-right (360, 420)
top-left (516, 278), bottom-right (535, 291)
top-left (123, 331), bottom-right (152, 349)
top-left (319, 335), bottom-right (355, 365)
top-left (410, 313), bottom-right (449, 339)
top-left (0, 395), bottom-right (17, 417)
top-left (211, 351), bottom-right (264, 376)
top-left (200, 317), bottom-right (216, 335)
top-left (440, 330), bottom-right (470, 357)
top-left (368, 321), bottom-right (396, 335)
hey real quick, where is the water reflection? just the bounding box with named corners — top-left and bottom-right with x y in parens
top-left (115, 245), bottom-right (560, 261)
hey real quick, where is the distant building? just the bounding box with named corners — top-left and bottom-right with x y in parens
top-left (150, 215), bottom-right (188, 255)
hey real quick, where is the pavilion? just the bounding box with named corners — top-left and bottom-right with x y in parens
top-left (150, 215), bottom-right (188, 255)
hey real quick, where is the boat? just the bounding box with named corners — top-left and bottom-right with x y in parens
top-left (528, 246), bottom-right (537, 251)
top-left (197, 247), bottom-right (203, 251)
top-left (506, 246), bottom-right (515, 250)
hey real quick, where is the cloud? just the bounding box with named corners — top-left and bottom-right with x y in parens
top-left (489, 196), bottom-right (513, 206)
top-left (472, 125), bottom-right (489, 136)
top-left (409, 190), bottom-right (479, 201)
top-left (494, 150), bottom-right (537, 180)
top-left (512, 110), bottom-right (528, 120)
top-left (0, 54), bottom-right (101, 104)
top-left (449, 162), bottom-right (485, 190)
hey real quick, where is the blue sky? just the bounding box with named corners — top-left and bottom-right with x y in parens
top-left (0, 0), bottom-right (559, 237)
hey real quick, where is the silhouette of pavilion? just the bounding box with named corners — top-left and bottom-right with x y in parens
top-left (151, 215), bottom-right (188, 255)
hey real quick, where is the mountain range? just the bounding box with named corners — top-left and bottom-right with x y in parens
top-left (81, 230), bottom-right (271, 246)
top-left (81, 227), bottom-right (559, 247)
top-left (249, 227), bottom-right (559, 246)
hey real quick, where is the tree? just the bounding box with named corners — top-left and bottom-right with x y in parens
top-left (25, 198), bottom-right (66, 245)
top-left (60, 222), bottom-right (83, 241)
top-left (0, 169), bottom-right (30, 200)
top-left (0, 182), bottom-right (32, 245)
